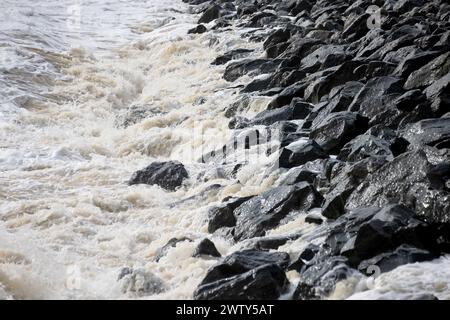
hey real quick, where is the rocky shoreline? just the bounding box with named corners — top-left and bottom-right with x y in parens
top-left (130, 0), bottom-right (450, 299)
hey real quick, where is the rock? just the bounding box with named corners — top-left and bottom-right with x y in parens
top-left (155, 237), bottom-right (192, 262)
top-left (341, 13), bottom-right (370, 42)
top-left (211, 49), bottom-right (253, 65)
top-left (427, 163), bottom-right (450, 191)
top-left (193, 239), bottom-right (221, 258)
top-left (393, 89), bottom-right (427, 112)
top-left (278, 167), bottom-right (318, 185)
top-left (358, 245), bottom-right (436, 274)
top-left (233, 183), bottom-right (323, 241)
top-left (197, 249), bottom-right (290, 286)
top-left (194, 264), bottom-right (288, 300)
top-left (114, 105), bottom-right (162, 128)
top-left (347, 151), bottom-right (450, 223)
top-left (207, 196), bottom-right (253, 233)
top-left (223, 59), bottom-right (280, 82)
top-left (267, 81), bottom-right (308, 110)
top-left (394, 50), bottom-right (442, 78)
top-left (404, 52), bottom-right (450, 90)
top-left (300, 45), bottom-right (346, 72)
top-left (249, 234), bottom-right (302, 250)
top-left (129, 161), bottom-right (188, 191)
top-left (279, 140), bottom-right (329, 168)
top-left (338, 134), bottom-right (394, 162)
top-left (188, 24), bottom-right (207, 34)
top-left (322, 157), bottom-right (388, 219)
top-left (198, 4), bottom-right (221, 24)
top-left (310, 112), bottom-right (369, 154)
top-left (264, 28), bottom-right (291, 58)
top-left (118, 268), bottom-right (166, 297)
top-left (293, 256), bottom-right (354, 300)
top-left (402, 118), bottom-right (450, 150)
top-left (246, 101), bottom-right (313, 127)
top-left (349, 76), bottom-right (404, 120)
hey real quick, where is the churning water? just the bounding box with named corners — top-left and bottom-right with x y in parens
top-left (0, 0), bottom-right (449, 300)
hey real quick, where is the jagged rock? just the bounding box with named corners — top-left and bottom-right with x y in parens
top-left (198, 4), bottom-right (221, 24)
top-left (267, 81), bottom-right (308, 109)
top-left (300, 45), bottom-right (346, 72)
top-left (233, 183), bottom-right (323, 241)
top-left (264, 28), bottom-right (291, 58)
top-left (293, 256), bottom-right (354, 300)
top-left (224, 59), bottom-right (280, 82)
top-left (279, 140), bottom-right (328, 168)
top-left (393, 89), bottom-right (427, 112)
top-left (310, 112), bottom-right (369, 154)
top-left (129, 161), bottom-right (188, 191)
top-left (394, 50), bottom-right (442, 78)
top-left (358, 245), bottom-right (436, 274)
top-left (248, 234), bottom-right (302, 250)
top-left (278, 167), bottom-right (318, 185)
top-left (305, 211), bottom-right (324, 225)
top-left (193, 239), bottom-right (221, 258)
top-left (404, 52), bottom-right (450, 90)
top-left (154, 237), bottom-right (192, 262)
top-left (211, 49), bottom-right (253, 65)
top-left (208, 196), bottom-right (253, 233)
top-left (347, 151), bottom-right (450, 223)
top-left (188, 24), bottom-right (207, 34)
top-left (338, 134), bottom-right (395, 162)
top-left (197, 249), bottom-right (290, 284)
top-left (194, 264), bottom-right (288, 300)
top-left (118, 268), bottom-right (166, 297)
top-left (322, 157), bottom-right (388, 219)
top-left (402, 118), bottom-right (450, 150)
top-left (349, 76), bottom-right (404, 120)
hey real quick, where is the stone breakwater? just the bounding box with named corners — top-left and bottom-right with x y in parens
top-left (127, 0), bottom-right (450, 299)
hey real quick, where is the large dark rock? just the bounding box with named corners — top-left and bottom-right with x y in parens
top-left (188, 24), bottom-right (207, 34)
top-left (233, 183), bottom-right (323, 241)
top-left (194, 264), bottom-right (288, 300)
top-left (211, 49), bottom-right (253, 65)
top-left (404, 52), bottom-right (450, 90)
top-left (402, 118), bottom-right (450, 150)
top-left (347, 151), bottom-right (450, 223)
top-left (338, 134), bottom-right (395, 162)
top-left (358, 245), bottom-right (436, 274)
top-left (278, 140), bottom-right (329, 168)
top-left (193, 239), bottom-right (221, 258)
top-left (223, 59), bottom-right (280, 82)
top-left (349, 76), bottom-right (404, 120)
top-left (198, 4), bottom-right (221, 24)
top-left (207, 196), bottom-right (253, 233)
top-left (129, 161), bottom-right (188, 191)
top-left (194, 249), bottom-right (290, 300)
top-left (310, 112), bottom-right (369, 154)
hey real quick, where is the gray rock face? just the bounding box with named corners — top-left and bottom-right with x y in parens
top-left (279, 140), bottom-right (329, 168)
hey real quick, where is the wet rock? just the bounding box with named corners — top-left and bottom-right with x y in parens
top-left (394, 50), bottom-right (442, 78)
top-left (264, 28), bottom-right (291, 58)
top-left (223, 59), bottom-right (280, 82)
top-left (188, 24), bottom-right (207, 34)
top-left (129, 161), bottom-right (188, 191)
top-left (198, 4), bottom-right (221, 24)
top-left (404, 52), bottom-right (450, 90)
top-left (279, 140), bottom-right (329, 168)
top-left (310, 111), bottom-right (369, 154)
top-left (155, 237), bottom-right (192, 262)
top-left (358, 245), bottom-right (436, 274)
top-left (322, 157), bottom-right (388, 219)
top-left (198, 249), bottom-right (290, 285)
top-left (338, 134), bottom-right (394, 162)
top-left (249, 234), bottom-right (302, 250)
top-left (278, 167), bottom-right (318, 185)
top-left (347, 151), bottom-right (450, 223)
top-left (194, 264), bottom-right (288, 300)
top-left (118, 268), bottom-right (166, 297)
top-left (349, 76), bottom-right (404, 120)
top-left (247, 101), bottom-right (313, 127)
top-left (427, 163), bottom-right (450, 191)
top-left (402, 118), bottom-right (450, 150)
top-left (208, 196), bottom-right (253, 233)
top-left (393, 89), bottom-right (427, 112)
top-left (193, 239), bottom-right (221, 258)
top-left (293, 256), bottom-right (354, 300)
top-left (114, 105), bottom-right (161, 128)
top-left (267, 81), bottom-right (308, 110)
top-left (233, 183), bottom-right (323, 241)
top-left (211, 49), bottom-right (253, 65)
